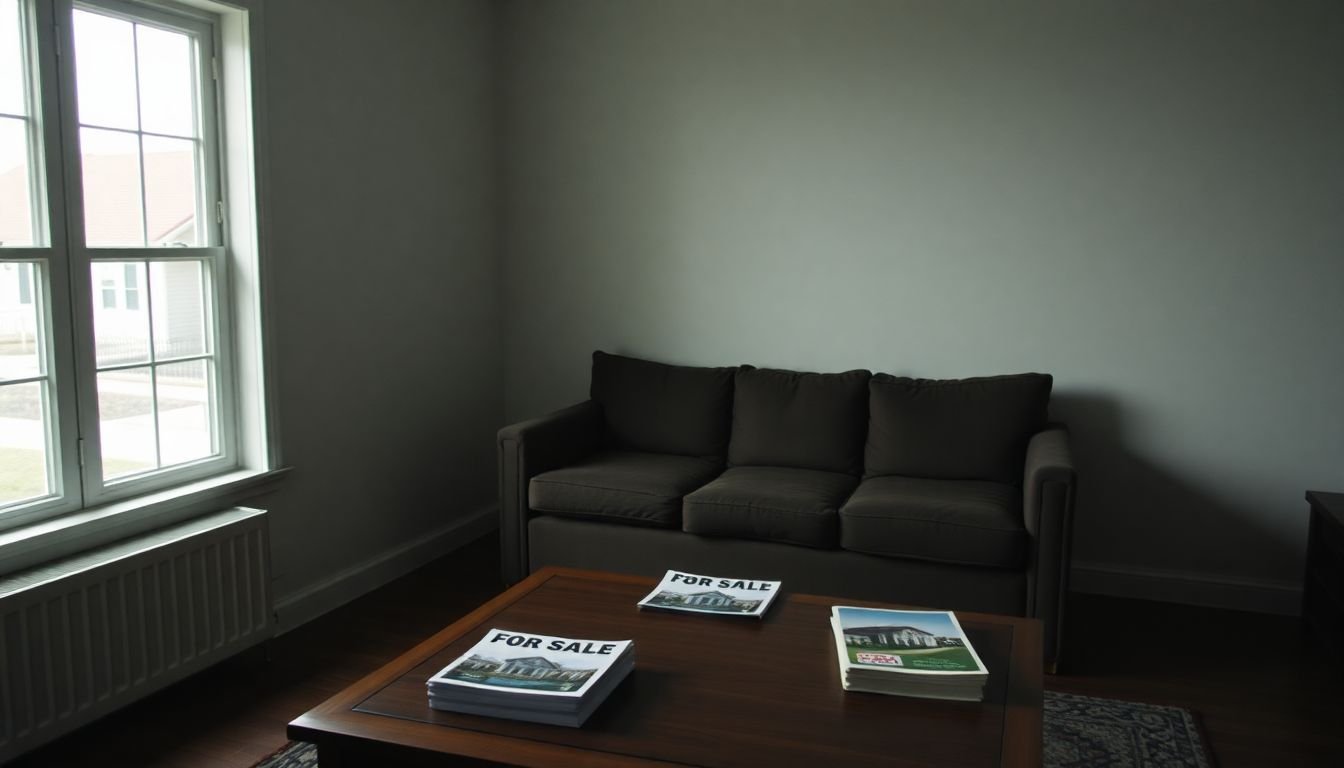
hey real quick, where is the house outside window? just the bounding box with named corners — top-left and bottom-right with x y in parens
top-left (0, 0), bottom-right (271, 531)
top-left (16, 262), bottom-right (32, 303)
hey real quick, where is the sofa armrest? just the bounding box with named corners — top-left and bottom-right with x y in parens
top-left (497, 400), bottom-right (603, 584)
top-left (1022, 424), bottom-right (1077, 671)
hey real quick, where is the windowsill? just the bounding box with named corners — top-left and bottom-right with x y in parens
top-left (0, 466), bottom-right (291, 579)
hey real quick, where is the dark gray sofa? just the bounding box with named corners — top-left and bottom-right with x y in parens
top-left (498, 351), bottom-right (1077, 668)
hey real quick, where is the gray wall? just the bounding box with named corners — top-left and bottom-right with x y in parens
top-left (255, 0), bottom-right (500, 603)
top-left (501, 0), bottom-right (1344, 602)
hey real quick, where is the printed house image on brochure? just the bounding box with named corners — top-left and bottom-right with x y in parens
top-left (833, 607), bottom-right (987, 674)
top-left (637, 570), bottom-right (781, 617)
top-left (442, 654), bottom-right (597, 693)
top-left (429, 629), bottom-right (632, 696)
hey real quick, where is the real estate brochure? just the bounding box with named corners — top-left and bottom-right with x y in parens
top-left (427, 628), bottom-right (635, 727)
top-left (428, 628), bottom-right (634, 699)
top-left (830, 606), bottom-right (988, 701)
top-left (636, 569), bottom-right (782, 618)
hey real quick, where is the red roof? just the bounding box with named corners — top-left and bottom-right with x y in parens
top-left (0, 148), bottom-right (195, 246)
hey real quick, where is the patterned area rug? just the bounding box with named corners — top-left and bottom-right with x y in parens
top-left (256, 691), bottom-right (1214, 767)
top-left (253, 741), bottom-right (316, 768)
top-left (1045, 691), bottom-right (1213, 768)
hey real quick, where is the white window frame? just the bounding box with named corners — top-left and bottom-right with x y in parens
top-left (0, 0), bottom-right (83, 529)
top-left (0, 0), bottom-right (278, 554)
top-left (62, 0), bottom-right (238, 506)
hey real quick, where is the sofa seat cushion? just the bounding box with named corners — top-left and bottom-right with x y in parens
top-left (530, 451), bottom-right (722, 528)
top-left (839, 476), bottom-right (1026, 569)
top-left (683, 466), bottom-right (857, 548)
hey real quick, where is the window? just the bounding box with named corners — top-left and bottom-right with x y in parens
top-left (0, 0), bottom-right (267, 529)
top-left (15, 262), bottom-right (34, 303)
top-left (121, 262), bottom-right (137, 309)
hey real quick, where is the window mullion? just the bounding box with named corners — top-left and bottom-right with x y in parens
top-left (128, 21), bottom-right (149, 247)
top-left (0, 373), bottom-right (47, 387)
top-left (95, 351), bottom-right (210, 374)
top-left (85, 245), bottom-right (223, 261)
top-left (49, 0), bottom-right (107, 509)
top-left (142, 257), bottom-right (160, 469)
top-left (19, 106), bottom-right (50, 249)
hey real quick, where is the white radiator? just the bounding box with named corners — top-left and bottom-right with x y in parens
top-left (0, 507), bottom-right (272, 763)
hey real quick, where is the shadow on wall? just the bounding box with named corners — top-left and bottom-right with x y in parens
top-left (1050, 391), bottom-right (1299, 598)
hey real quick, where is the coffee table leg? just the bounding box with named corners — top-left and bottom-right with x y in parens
top-left (317, 741), bottom-right (345, 767)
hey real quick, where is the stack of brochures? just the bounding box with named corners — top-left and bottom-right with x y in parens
top-left (637, 569), bottom-right (782, 618)
top-left (427, 628), bottom-right (635, 727)
top-left (829, 606), bottom-right (988, 701)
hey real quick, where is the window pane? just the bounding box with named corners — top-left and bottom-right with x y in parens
top-left (17, 261), bottom-right (30, 302)
top-left (93, 260), bottom-right (150, 366)
top-left (98, 365), bottom-right (156, 479)
top-left (73, 10), bottom-right (138, 131)
top-left (0, 261), bottom-right (40, 380)
top-left (122, 262), bottom-right (139, 309)
top-left (0, 381), bottom-right (50, 505)
top-left (136, 24), bottom-right (195, 138)
top-left (143, 135), bottom-right (198, 246)
top-left (0, 0), bottom-right (25, 116)
top-left (0, 116), bottom-right (33, 246)
top-left (81, 127), bottom-right (145, 246)
top-left (157, 359), bottom-right (212, 466)
top-left (150, 260), bottom-right (206, 358)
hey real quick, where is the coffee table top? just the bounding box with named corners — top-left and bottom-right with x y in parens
top-left (289, 567), bottom-right (1042, 767)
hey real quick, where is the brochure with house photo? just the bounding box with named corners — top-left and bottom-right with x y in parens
top-left (831, 606), bottom-right (987, 676)
top-left (637, 569), bottom-right (781, 618)
top-left (427, 628), bottom-right (634, 699)
top-left (829, 606), bottom-right (988, 701)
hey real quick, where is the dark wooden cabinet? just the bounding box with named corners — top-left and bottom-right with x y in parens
top-left (1303, 491), bottom-right (1344, 648)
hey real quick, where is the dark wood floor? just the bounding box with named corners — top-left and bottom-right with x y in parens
top-left (12, 533), bottom-right (1343, 767)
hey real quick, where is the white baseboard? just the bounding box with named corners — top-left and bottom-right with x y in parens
top-left (272, 505), bottom-right (497, 635)
top-left (1070, 560), bottom-right (1302, 616)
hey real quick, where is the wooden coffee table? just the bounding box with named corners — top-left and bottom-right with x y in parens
top-left (288, 567), bottom-right (1042, 767)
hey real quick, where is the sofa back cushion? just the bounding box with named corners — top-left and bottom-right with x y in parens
top-left (865, 373), bottom-right (1052, 484)
top-left (590, 351), bottom-right (736, 460)
top-left (728, 367), bottom-right (871, 475)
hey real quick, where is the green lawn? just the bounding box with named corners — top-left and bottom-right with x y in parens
top-left (0, 446), bottom-right (46, 504)
top-left (1, 446), bottom-right (151, 504)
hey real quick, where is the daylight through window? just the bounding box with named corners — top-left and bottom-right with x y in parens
top-left (0, 0), bottom-right (254, 526)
